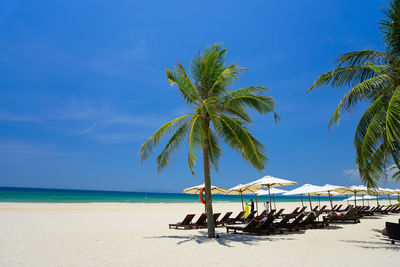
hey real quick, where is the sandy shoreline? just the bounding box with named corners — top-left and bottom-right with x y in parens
top-left (0, 201), bottom-right (399, 267)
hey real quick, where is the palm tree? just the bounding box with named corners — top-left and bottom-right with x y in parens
top-left (139, 44), bottom-right (277, 237)
top-left (308, 0), bottom-right (400, 187)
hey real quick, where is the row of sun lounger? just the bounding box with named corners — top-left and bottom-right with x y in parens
top-left (169, 204), bottom-right (400, 233)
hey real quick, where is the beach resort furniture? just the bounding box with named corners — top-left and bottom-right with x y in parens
top-left (298, 211), bottom-right (326, 229)
top-left (211, 213), bottom-right (221, 225)
top-left (225, 219), bottom-right (260, 234)
top-left (326, 204), bottom-right (337, 213)
top-left (282, 213), bottom-right (307, 231)
top-left (385, 219), bottom-right (400, 244)
top-left (216, 212), bottom-right (233, 226)
top-left (169, 214), bottom-right (196, 229)
top-left (297, 207), bottom-right (307, 215)
top-left (275, 208), bottom-right (285, 217)
top-left (281, 207), bottom-right (300, 217)
top-left (227, 211), bottom-right (245, 224)
top-left (226, 214), bottom-right (279, 235)
top-left (243, 211), bottom-right (257, 222)
top-left (333, 204), bottom-right (342, 212)
top-left (318, 205), bottom-right (327, 213)
top-left (323, 208), bottom-right (360, 224)
top-left (192, 213), bottom-right (208, 228)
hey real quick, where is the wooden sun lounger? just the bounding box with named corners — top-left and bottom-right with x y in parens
top-left (169, 214), bottom-right (196, 229)
top-left (323, 208), bottom-right (360, 224)
top-left (226, 219), bottom-right (259, 234)
top-left (333, 204), bottom-right (342, 212)
top-left (280, 213), bottom-right (306, 231)
top-left (281, 207), bottom-right (300, 217)
top-left (217, 212), bottom-right (233, 226)
top-left (191, 213), bottom-right (207, 229)
top-left (242, 211), bottom-right (257, 222)
top-left (227, 211), bottom-right (245, 224)
top-left (275, 208), bottom-right (285, 217)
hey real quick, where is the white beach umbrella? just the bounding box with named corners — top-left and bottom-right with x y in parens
top-left (344, 195), bottom-right (377, 201)
top-left (183, 184), bottom-right (227, 194)
top-left (333, 185), bottom-right (372, 206)
top-left (283, 184), bottom-right (325, 210)
top-left (247, 175), bottom-right (297, 210)
top-left (255, 188), bottom-right (288, 210)
top-left (376, 188), bottom-right (397, 205)
top-left (225, 183), bottom-right (261, 210)
top-left (311, 184), bottom-right (344, 209)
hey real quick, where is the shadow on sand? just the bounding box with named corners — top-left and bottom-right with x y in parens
top-left (144, 226), bottom-right (343, 247)
top-left (144, 232), bottom-right (298, 247)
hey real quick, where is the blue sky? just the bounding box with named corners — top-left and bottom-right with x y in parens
top-left (0, 0), bottom-right (398, 192)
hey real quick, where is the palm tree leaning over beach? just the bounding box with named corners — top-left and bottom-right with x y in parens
top-left (139, 44), bottom-right (278, 238)
top-left (308, 0), bottom-right (400, 187)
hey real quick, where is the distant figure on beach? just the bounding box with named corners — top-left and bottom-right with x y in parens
top-left (264, 201), bottom-right (270, 214)
top-left (250, 199), bottom-right (255, 212)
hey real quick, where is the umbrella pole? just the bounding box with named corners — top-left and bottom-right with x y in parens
top-left (346, 195), bottom-right (349, 205)
top-left (367, 199), bottom-right (370, 206)
top-left (273, 194), bottom-right (276, 210)
top-left (300, 194), bottom-right (304, 207)
top-left (354, 192), bottom-right (357, 207)
top-left (318, 194), bottom-right (321, 208)
top-left (268, 186), bottom-right (272, 211)
top-left (241, 192), bottom-right (244, 211)
top-left (255, 194), bottom-right (258, 215)
top-left (329, 192), bottom-right (333, 210)
top-left (308, 193), bottom-right (313, 211)
top-left (362, 195), bottom-right (364, 207)
top-left (388, 194), bottom-right (391, 205)
top-left (376, 193), bottom-right (379, 206)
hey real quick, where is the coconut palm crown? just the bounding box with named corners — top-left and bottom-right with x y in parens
top-left (139, 44), bottom-right (278, 237)
top-left (308, 0), bottom-right (400, 187)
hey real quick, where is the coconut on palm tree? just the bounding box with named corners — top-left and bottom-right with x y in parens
top-left (308, 0), bottom-right (400, 187)
top-left (139, 44), bottom-right (278, 237)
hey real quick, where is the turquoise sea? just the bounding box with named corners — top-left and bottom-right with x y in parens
top-left (0, 187), bottom-right (350, 203)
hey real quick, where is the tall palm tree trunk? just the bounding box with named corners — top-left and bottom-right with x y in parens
top-left (203, 118), bottom-right (215, 238)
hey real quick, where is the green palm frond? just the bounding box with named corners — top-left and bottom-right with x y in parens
top-left (308, 65), bottom-right (391, 92)
top-left (187, 115), bottom-right (202, 174)
top-left (335, 50), bottom-right (392, 66)
top-left (309, 0), bottom-right (400, 186)
top-left (156, 120), bottom-right (191, 172)
top-left (385, 86), bottom-right (400, 147)
top-left (208, 130), bottom-right (221, 171)
top-left (328, 75), bottom-right (393, 127)
top-left (139, 114), bottom-right (190, 161)
top-left (381, 0), bottom-right (400, 57)
top-left (166, 65), bottom-right (199, 105)
top-left (217, 114), bottom-right (267, 170)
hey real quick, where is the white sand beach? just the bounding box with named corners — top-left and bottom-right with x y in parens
top-left (0, 201), bottom-right (399, 267)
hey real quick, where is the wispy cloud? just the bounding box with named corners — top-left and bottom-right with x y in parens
top-left (0, 110), bottom-right (43, 123)
top-left (343, 168), bottom-right (360, 181)
top-left (0, 142), bottom-right (64, 159)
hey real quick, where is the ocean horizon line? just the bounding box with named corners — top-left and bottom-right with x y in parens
top-left (0, 186), bottom-right (391, 204)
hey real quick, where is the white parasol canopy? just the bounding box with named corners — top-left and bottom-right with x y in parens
top-left (247, 175), bottom-right (297, 210)
top-left (344, 195), bottom-right (377, 201)
top-left (255, 188), bottom-right (288, 195)
top-left (283, 184), bottom-right (325, 210)
top-left (183, 184), bottom-right (227, 194)
top-left (255, 188), bottom-right (288, 211)
top-left (310, 184), bottom-right (345, 209)
top-left (333, 185), bottom-right (373, 206)
top-left (225, 183), bottom-right (261, 210)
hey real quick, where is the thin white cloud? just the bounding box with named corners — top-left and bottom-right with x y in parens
top-left (343, 168), bottom-right (360, 181)
top-left (0, 110), bottom-right (43, 123)
top-left (0, 142), bottom-right (64, 159)
top-left (80, 122), bottom-right (97, 135)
